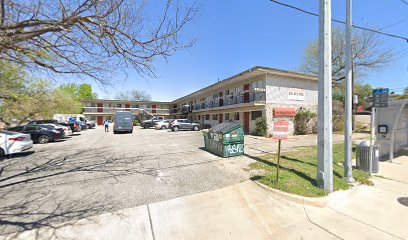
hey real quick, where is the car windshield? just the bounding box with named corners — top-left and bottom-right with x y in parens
top-left (0, 130), bottom-right (19, 135)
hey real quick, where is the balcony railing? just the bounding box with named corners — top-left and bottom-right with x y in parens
top-left (83, 107), bottom-right (170, 115)
top-left (191, 92), bottom-right (265, 111)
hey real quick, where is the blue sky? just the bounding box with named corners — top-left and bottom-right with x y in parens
top-left (89, 0), bottom-right (408, 101)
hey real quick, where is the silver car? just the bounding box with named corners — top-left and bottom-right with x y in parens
top-left (155, 119), bottom-right (174, 130)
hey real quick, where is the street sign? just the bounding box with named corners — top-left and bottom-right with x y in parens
top-left (272, 118), bottom-right (289, 140)
top-left (372, 88), bottom-right (389, 108)
top-left (273, 108), bottom-right (296, 117)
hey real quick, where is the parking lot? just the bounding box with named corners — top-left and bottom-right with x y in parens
top-left (0, 126), bottom-right (254, 236)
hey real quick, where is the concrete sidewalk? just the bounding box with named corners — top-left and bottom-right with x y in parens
top-left (3, 156), bottom-right (406, 240)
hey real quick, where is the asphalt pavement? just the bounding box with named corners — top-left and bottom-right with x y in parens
top-left (0, 126), bottom-right (253, 236)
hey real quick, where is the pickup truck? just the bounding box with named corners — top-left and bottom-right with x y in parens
top-left (28, 120), bottom-right (82, 132)
top-left (140, 116), bottom-right (165, 129)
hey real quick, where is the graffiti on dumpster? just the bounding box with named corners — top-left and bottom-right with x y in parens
top-left (224, 143), bottom-right (244, 155)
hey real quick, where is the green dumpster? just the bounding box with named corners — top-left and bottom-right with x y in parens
top-left (203, 122), bottom-right (244, 157)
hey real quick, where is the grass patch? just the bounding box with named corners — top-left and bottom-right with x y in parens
top-left (249, 143), bottom-right (371, 197)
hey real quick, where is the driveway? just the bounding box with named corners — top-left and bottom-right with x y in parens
top-left (0, 127), bottom-right (253, 236)
top-left (0, 126), bottom-right (372, 238)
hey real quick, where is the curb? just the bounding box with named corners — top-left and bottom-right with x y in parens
top-left (254, 181), bottom-right (359, 208)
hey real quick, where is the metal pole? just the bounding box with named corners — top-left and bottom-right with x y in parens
top-left (369, 107), bottom-right (376, 175)
top-left (343, 0), bottom-right (355, 183)
top-left (276, 139), bottom-right (281, 182)
top-left (317, 0), bottom-right (333, 193)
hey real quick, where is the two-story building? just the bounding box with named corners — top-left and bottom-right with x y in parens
top-left (82, 99), bottom-right (171, 125)
top-left (82, 66), bottom-right (318, 135)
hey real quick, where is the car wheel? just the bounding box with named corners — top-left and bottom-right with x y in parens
top-left (38, 135), bottom-right (50, 144)
top-left (161, 125), bottom-right (166, 130)
top-left (193, 126), bottom-right (199, 131)
top-left (144, 124), bottom-right (150, 129)
top-left (0, 148), bottom-right (5, 159)
top-left (173, 126), bottom-right (179, 132)
top-left (113, 131), bottom-right (117, 134)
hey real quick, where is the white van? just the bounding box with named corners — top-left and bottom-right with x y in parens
top-left (53, 114), bottom-right (96, 129)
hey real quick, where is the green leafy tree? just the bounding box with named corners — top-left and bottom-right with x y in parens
top-left (0, 62), bottom-right (80, 125)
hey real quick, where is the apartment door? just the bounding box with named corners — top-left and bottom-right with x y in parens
top-left (152, 104), bottom-right (157, 113)
top-left (97, 116), bottom-right (103, 125)
top-left (97, 103), bottom-right (103, 112)
top-left (219, 113), bottom-right (223, 124)
top-left (125, 104), bottom-right (130, 111)
top-left (243, 84), bottom-right (250, 103)
top-left (244, 112), bottom-right (250, 134)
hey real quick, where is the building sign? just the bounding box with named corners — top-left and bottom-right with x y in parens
top-left (288, 88), bottom-right (305, 101)
top-left (273, 108), bottom-right (296, 117)
top-left (272, 118), bottom-right (289, 140)
top-left (372, 88), bottom-right (389, 108)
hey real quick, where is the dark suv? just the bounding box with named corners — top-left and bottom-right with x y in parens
top-left (169, 119), bottom-right (201, 132)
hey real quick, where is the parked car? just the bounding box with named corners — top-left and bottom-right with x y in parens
top-left (141, 116), bottom-right (165, 129)
top-left (0, 130), bottom-right (33, 158)
top-left (169, 119), bottom-right (201, 132)
top-left (7, 125), bottom-right (64, 144)
top-left (41, 123), bottom-right (73, 137)
top-left (28, 119), bottom-right (81, 132)
top-left (113, 111), bottom-right (133, 134)
top-left (154, 119), bottom-right (174, 130)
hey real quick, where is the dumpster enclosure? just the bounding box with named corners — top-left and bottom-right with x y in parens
top-left (203, 122), bottom-right (244, 157)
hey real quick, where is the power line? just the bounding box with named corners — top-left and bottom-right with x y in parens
top-left (380, 14), bottom-right (408, 30)
top-left (268, 0), bottom-right (408, 42)
top-left (400, 0), bottom-right (408, 6)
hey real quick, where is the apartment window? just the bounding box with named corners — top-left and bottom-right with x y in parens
top-left (116, 104), bottom-right (122, 108)
top-left (212, 114), bottom-right (218, 120)
top-left (251, 111), bottom-right (262, 120)
top-left (205, 114), bottom-right (210, 120)
top-left (225, 113), bottom-right (230, 121)
top-left (131, 104), bottom-right (137, 108)
top-left (234, 112), bottom-right (240, 121)
top-left (90, 103), bottom-right (95, 107)
top-left (90, 116), bottom-right (96, 121)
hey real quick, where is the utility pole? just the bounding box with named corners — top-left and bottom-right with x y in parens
top-left (343, 0), bottom-right (355, 183)
top-left (317, 0), bottom-right (333, 193)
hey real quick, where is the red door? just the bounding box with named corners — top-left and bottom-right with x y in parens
top-left (152, 104), bottom-right (157, 113)
top-left (97, 103), bottom-right (103, 112)
top-left (219, 113), bottom-right (223, 124)
top-left (97, 116), bottom-right (103, 125)
top-left (244, 112), bottom-right (250, 134)
top-left (243, 84), bottom-right (250, 103)
top-left (125, 104), bottom-right (130, 111)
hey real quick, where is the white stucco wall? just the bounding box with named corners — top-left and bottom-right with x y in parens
top-left (265, 74), bottom-right (318, 136)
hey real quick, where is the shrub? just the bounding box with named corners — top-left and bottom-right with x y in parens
top-left (132, 120), bottom-right (140, 126)
top-left (294, 107), bottom-right (317, 135)
top-left (332, 101), bottom-right (344, 133)
top-left (255, 116), bottom-right (267, 136)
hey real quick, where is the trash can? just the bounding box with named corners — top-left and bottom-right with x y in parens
top-left (356, 140), bottom-right (379, 173)
top-left (203, 122), bottom-right (244, 157)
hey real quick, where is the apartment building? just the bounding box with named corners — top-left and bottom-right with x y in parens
top-left (82, 99), bottom-right (171, 125)
top-left (82, 66), bottom-right (318, 135)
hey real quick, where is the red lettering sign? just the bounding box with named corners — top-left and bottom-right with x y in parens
top-left (272, 118), bottom-right (289, 140)
top-left (273, 108), bottom-right (296, 117)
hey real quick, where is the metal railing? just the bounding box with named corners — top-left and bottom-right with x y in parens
top-left (191, 92), bottom-right (265, 111)
top-left (83, 107), bottom-right (170, 115)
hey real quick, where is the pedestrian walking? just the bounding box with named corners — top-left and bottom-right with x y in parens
top-left (104, 119), bottom-right (109, 132)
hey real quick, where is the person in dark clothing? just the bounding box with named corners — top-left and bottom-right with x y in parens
top-left (104, 120), bottom-right (109, 132)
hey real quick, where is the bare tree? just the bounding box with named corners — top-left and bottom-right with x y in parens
top-left (300, 27), bottom-right (394, 81)
top-left (114, 89), bottom-right (151, 101)
top-left (0, 0), bottom-right (197, 84)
